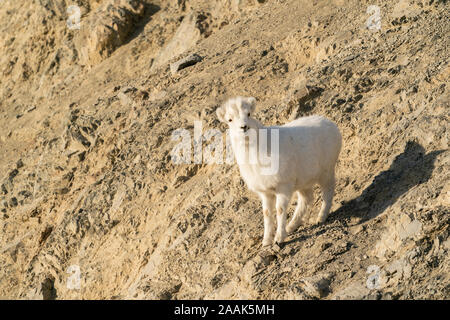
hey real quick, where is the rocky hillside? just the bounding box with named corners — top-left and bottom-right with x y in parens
top-left (0, 0), bottom-right (448, 299)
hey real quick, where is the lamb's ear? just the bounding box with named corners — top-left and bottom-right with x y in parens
top-left (216, 105), bottom-right (226, 122)
top-left (245, 97), bottom-right (256, 112)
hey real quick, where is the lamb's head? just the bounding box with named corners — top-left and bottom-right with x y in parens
top-left (216, 97), bottom-right (259, 135)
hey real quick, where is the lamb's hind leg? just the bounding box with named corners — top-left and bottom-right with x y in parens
top-left (274, 192), bottom-right (292, 244)
top-left (317, 174), bottom-right (335, 224)
top-left (259, 193), bottom-right (276, 246)
top-left (286, 189), bottom-right (313, 233)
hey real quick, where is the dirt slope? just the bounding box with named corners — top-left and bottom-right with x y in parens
top-left (0, 0), bottom-right (448, 299)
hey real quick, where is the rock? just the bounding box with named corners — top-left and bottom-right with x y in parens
top-left (260, 252), bottom-right (277, 265)
top-left (332, 282), bottom-right (371, 300)
top-left (284, 286), bottom-right (309, 300)
top-left (170, 53), bottom-right (203, 75)
top-left (398, 216), bottom-right (422, 240)
top-left (321, 242), bottom-right (332, 251)
top-left (300, 273), bottom-right (333, 298)
top-left (172, 175), bottom-right (190, 187)
top-left (241, 259), bottom-right (259, 286)
top-left (385, 258), bottom-right (412, 282)
top-left (349, 224), bottom-right (365, 235)
top-left (373, 213), bottom-right (423, 260)
top-left (27, 106), bottom-right (36, 113)
top-left (271, 243), bottom-right (281, 252)
top-left (437, 182), bottom-right (450, 206)
top-left (16, 159), bottom-right (24, 169)
top-left (443, 238), bottom-right (450, 251)
top-left (9, 197), bottom-right (18, 207)
top-left (75, 0), bottom-right (145, 66)
top-left (117, 91), bottom-right (133, 106)
top-left (41, 277), bottom-right (57, 300)
top-left (151, 12), bottom-right (202, 72)
top-left (367, 291), bottom-right (382, 300)
top-left (8, 169), bottom-right (18, 182)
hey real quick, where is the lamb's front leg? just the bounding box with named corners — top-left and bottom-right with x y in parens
top-left (274, 193), bottom-right (291, 244)
top-left (259, 193), bottom-right (276, 246)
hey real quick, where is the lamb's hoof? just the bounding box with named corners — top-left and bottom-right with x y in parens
top-left (285, 225), bottom-right (294, 234)
top-left (262, 239), bottom-right (272, 247)
top-left (316, 216), bottom-right (328, 225)
top-left (286, 223), bottom-right (300, 234)
top-left (273, 233), bottom-right (287, 244)
top-left (287, 221), bottom-right (306, 233)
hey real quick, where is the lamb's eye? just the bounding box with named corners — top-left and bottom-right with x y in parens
top-left (228, 119), bottom-right (232, 122)
top-left (248, 113), bottom-right (250, 117)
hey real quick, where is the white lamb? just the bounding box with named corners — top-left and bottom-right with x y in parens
top-left (216, 96), bottom-right (342, 246)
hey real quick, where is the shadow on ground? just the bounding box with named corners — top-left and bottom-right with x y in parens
top-left (124, 3), bottom-right (161, 45)
top-left (285, 141), bottom-right (444, 245)
top-left (333, 140), bottom-right (444, 223)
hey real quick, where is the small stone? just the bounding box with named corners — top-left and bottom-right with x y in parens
top-left (271, 244), bottom-right (281, 252)
top-left (260, 252), bottom-right (277, 266)
top-left (121, 86), bottom-right (137, 94)
top-left (367, 291), bottom-right (382, 300)
top-left (16, 159), bottom-right (24, 169)
top-left (335, 98), bottom-right (346, 106)
top-left (300, 273), bottom-right (333, 298)
top-left (170, 53), bottom-right (203, 75)
top-left (8, 169), bottom-right (19, 182)
top-left (136, 90), bottom-right (149, 100)
top-left (282, 246), bottom-right (296, 256)
top-left (350, 224), bottom-right (364, 235)
top-left (78, 151), bottom-right (86, 162)
top-left (321, 242), bottom-right (332, 251)
top-left (285, 286), bottom-right (309, 300)
top-left (9, 197), bottom-right (18, 207)
top-left (382, 292), bottom-right (393, 300)
top-left (344, 104), bottom-right (355, 113)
